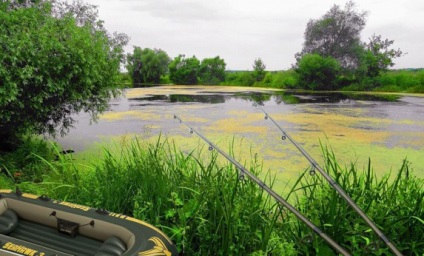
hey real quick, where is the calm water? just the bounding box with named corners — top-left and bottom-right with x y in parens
top-left (55, 86), bottom-right (424, 182)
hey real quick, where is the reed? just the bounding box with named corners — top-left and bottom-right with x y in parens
top-left (0, 136), bottom-right (422, 255)
top-left (289, 145), bottom-right (424, 255)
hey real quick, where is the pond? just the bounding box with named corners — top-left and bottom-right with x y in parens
top-left (55, 85), bottom-right (424, 187)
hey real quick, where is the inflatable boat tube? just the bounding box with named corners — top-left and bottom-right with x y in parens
top-left (0, 189), bottom-right (178, 256)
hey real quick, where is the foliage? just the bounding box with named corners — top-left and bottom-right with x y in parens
top-left (0, 0), bottom-right (128, 150)
top-left (355, 34), bottom-right (404, 88)
top-left (169, 55), bottom-right (200, 85)
top-left (1, 137), bottom-right (294, 255)
top-left (341, 69), bottom-right (424, 92)
top-left (224, 71), bottom-right (255, 86)
top-left (0, 137), bottom-right (422, 255)
top-left (198, 56), bottom-right (226, 85)
top-left (126, 47), bottom-right (170, 85)
top-left (0, 136), bottom-right (57, 183)
top-left (295, 54), bottom-right (341, 90)
top-left (260, 70), bottom-right (298, 88)
top-left (373, 69), bottom-right (424, 93)
top-left (252, 58), bottom-right (267, 82)
top-left (117, 72), bottom-right (132, 87)
top-left (294, 1), bottom-right (407, 90)
top-left (223, 70), bottom-right (298, 88)
top-left (292, 147), bottom-right (424, 255)
top-left (296, 0), bottom-right (367, 70)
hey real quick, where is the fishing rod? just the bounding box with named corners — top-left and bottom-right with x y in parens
top-left (254, 104), bottom-right (403, 256)
top-left (173, 114), bottom-right (351, 256)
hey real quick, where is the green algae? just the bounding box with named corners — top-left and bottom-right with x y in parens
top-left (85, 86), bottom-right (424, 186)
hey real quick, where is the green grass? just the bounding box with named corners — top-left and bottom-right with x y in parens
top-left (0, 136), bottom-right (422, 255)
top-left (290, 146), bottom-right (424, 255)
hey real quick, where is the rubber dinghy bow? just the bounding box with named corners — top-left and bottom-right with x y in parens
top-left (254, 103), bottom-right (403, 256)
top-left (173, 114), bottom-right (351, 256)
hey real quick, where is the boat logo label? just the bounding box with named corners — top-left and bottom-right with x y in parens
top-left (1, 241), bottom-right (46, 256)
top-left (54, 201), bottom-right (90, 211)
top-left (138, 237), bottom-right (171, 256)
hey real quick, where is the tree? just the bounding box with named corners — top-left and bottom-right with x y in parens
top-left (296, 0), bottom-right (367, 69)
top-left (295, 54), bottom-right (341, 90)
top-left (199, 56), bottom-right (226, 85)
top-left (252, 58), bottom-right (266, 82)
top-left (359, 34), bottom-right (404, 79)
top-left (169, 55), bottom-right (200, 85)
top-left (0, 1), bottom-right (128, 149)
top-left (126, 47), bottom-right (170, 85)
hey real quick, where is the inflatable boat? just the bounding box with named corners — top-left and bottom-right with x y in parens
top-left (0, 189), bottom-right (178, 256)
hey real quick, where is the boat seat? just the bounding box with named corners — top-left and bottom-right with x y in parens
top-left (95, 236), bottom-right (127, 256)
top-left (0, 209), bottom-right (18, 235)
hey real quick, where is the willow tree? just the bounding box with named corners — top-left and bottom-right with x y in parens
top-left (0, 0), bottom-right (128, 150)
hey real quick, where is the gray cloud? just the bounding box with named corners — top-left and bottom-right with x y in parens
top-left (130, 0), bottom-right (230, 23)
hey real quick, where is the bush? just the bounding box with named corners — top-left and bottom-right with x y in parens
top-left (295, 54), bottom-right (341, 90)
top-left (0, 136), bottom-right (57, 183)
top-left (0, 2), bottom-right (127, 150)
top-left (258, 71), bottom-right (298, 89)
top-left (224, 71), bottom-right (255, 86)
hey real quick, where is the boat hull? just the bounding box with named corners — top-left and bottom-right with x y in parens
top-left (0, 189), bottom-right (178, 256)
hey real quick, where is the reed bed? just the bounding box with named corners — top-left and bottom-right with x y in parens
top-left (0, 136), bottom-right (422, 255)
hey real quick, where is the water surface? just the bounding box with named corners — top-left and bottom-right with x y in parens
top-left (56, 86), bottom-right (424, 187)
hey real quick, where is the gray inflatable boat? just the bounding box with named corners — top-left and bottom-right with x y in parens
top-left (0, 189), bottom-right (178, 256)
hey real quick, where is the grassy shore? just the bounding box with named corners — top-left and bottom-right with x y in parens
top-left (222, 69), bottom-right (424, 94)
top-left (0, 136), bottom-right (422, 255)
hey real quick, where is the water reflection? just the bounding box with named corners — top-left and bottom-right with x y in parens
top-left (55, 86), bottom-right (424, 179)
top-left (128, 90), bottom-right (401, 106)
top-left (273, 91), bottom-right (400, 104)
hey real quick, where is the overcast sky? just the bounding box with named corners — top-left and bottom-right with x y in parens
top-left (85, 0), bottom-right (423, 71)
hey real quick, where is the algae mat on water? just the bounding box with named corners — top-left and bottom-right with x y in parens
top-left (66, 86), bottom-right (424, 191)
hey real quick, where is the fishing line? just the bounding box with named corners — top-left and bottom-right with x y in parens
top-left (173, 114), bottom-right (351, 256)
top-left (254, 104), bottom-right (403, 256)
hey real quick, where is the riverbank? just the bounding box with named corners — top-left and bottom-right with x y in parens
top-left (0, 136), bottom-right (422, 255)
top-left (220, 69), bottom-right (424, 93)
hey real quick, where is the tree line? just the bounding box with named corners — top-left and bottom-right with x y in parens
top-left (125, 1), bottom-right (406, 91)
top-left (125, 48), bottom-right (268, 87)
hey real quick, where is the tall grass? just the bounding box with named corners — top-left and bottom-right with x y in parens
top-left (0, 136), bottom-right (422, 255)
top-left (87, 137), bottom-right (295, 255)
top-left (291, 146), bottom-right (424, 255)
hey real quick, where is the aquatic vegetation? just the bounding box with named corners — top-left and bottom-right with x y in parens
top-left (125, 85), bottom-right (278, 98)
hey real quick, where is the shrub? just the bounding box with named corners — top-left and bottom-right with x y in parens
top-left (224, 71), bottom-right (255, 86)
top-left (0, 2), bottom-right (127, 150)
top-left (295, 54), bottom-right (341, 90)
